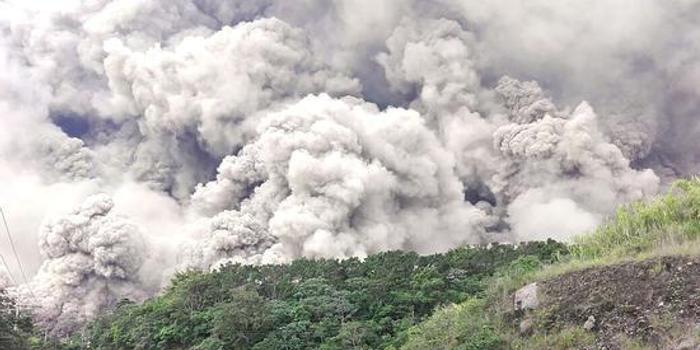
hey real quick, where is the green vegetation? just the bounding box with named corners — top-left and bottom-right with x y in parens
top-left (573, 177), bottom-right (700, 260)
top-left (400, 298), bottom-right (502, 350)
top-left (49, 241), bottom-right (565, 350)
top-left (510, 326), bottom-right (596, 349)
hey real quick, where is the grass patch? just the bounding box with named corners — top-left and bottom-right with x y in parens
top-left (511, 327), bottom-right (595, 350)
top-left (511, 177), bottom-right (700, 290)
top-left (572, 177), bottom-right (700, 260)
top-left (399, 298), bottom-right (503, 350)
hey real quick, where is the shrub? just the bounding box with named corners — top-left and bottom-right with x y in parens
top-left (400, 298), bottom-right (503, 350)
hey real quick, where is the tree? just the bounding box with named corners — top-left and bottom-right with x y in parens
top-left (0, 291), bottom-right (32, 350)
top-left (212, 287), bottom-right (273, 348)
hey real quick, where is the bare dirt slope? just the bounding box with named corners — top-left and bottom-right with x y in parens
top-left (535, 256), bottom-right (699, 349)
top-left (540, 257), bottom-right (700, 349)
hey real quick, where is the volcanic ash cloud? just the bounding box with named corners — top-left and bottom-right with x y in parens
top-left (184, 94), bottom-right (491, 269)
top-left (14, 194), bottom-right (148, 338)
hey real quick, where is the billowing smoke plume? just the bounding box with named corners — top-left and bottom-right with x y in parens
top-left (376, 18), bottom-right (501, 189)
top-left (1, 0), bottom-right (698, 337)
top-left (15, 194), bottom-right (148, 337)
top-left (492, 77), bottom-right (659, 239)
top-left (101, 17), bottom-right (359, 196)
top-left (373, 19), bottom-right (660, 240)
top-left (183, 94), bottom-right (489, 268)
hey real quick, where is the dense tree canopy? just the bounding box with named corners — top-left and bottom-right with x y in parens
top-left (69, 240), bottom-right (567, 349)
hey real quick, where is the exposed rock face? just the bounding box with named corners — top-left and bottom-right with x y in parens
top-left (514, 282), bottom-right (539, 311)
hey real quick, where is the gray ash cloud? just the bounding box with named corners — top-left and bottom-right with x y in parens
top-left (0, 0), bottom-right (697, 336)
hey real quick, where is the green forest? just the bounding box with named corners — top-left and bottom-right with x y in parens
top-left (4, 241), bottom-right (567, 349)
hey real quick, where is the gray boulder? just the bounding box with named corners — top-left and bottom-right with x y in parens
top-left (514, 282), bottom-right (539, 311)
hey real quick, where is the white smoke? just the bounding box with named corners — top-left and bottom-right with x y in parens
top-left (100, 17), bottom-right (359, 196)
top-left (14, 194), bottom-right (148, 337)
top-left (183, 94), bottom-right (489, 268)
top-left (376, 17), bottom-right (504, 212)
top-left (492, 95), bottom-right (659, 240)
top-left (377, 18), bottom-right (481, 118)
top-left (373, 21), bottom-right (659, 240)
top-left (1, 2), bottom-right (359, 199)
top-left (0, 0), bottom-right (697, 337)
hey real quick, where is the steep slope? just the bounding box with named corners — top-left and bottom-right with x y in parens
top-left (516, 256), bottom-right (699, 349)
top-left (402, 178), bottom-right (700, 350)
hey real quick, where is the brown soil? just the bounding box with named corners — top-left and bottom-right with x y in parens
top-left (538, 256), bottom-right (699, 349)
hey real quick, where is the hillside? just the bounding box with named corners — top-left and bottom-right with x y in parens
top-left (532, 256), bottom-right (698, 349)
top-left (35, 242), bottom-right (566, 349)
top-left (400, 257), bottom-right (699, 350)
top-left (401, 178), bottom-right (700, 349)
